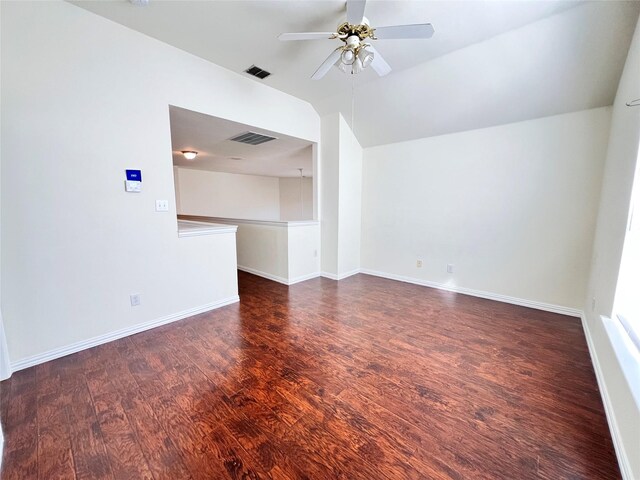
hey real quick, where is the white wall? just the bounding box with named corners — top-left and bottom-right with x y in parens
top-left (321, 114), bottom-right (341, 275)
top-left (584, 15), bottom-right (640, 480)
top-left (175, 167), bottom-right (280, 220)
top-left (320, 113), bottom-right (363, 278)
top-left (279, 177), bottom-right (313, 221)
top-left (287, 224), bottom-right (320, 282)
top-left (337, 115), bottom-right (363, 276)
top-left (362, 107), bottom-right (611, 311)
top-left (235, 224), bottom-right (289, 280)
top-left (196, 218), bottom-right (319, 285)
top-left (0, 316), bottom-right (9, 380)
top-left (0, 1), bottom-right (319, 365)
top-left (175, 168), bottom-right (316, 222)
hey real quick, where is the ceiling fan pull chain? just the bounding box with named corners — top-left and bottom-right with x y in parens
top-left (351, 75), bottom-right (356, 137)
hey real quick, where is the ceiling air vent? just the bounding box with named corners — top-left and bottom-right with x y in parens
top-left (229, 131), bottom-right (277, 146)
top-left (244, 65), bottom-right (271, 79)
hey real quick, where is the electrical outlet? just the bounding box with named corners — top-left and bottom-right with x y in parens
top-left (130, 294), bottom-right (141, 307)
top-left (314, 249), bottom-right (318, 257)
top-left (592, 297), bottom-right (596, 312)
top-left (447, 264), bottom-right (454, 273)
top-left (416, 259), bottom-right (423, 268)
top-left (155, 199), bottom-right (169, 212)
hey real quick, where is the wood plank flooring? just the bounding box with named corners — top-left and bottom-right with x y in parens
top-left (0, 271), bottom-right (620, 479)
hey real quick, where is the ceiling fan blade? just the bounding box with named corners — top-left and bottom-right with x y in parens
top-left (367, 45), bottom-right (392, 76)
top-left (347, 0), bottom-right (366, 25)
top-left (374, 23), bottom-right (435, 40)
top-left (279, 32), bottom-right (338, 41)
top-left (311, 47), bottom-right (343, 80)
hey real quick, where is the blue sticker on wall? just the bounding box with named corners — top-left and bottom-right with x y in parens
top-left (126, 169), bottom-right (142, 181)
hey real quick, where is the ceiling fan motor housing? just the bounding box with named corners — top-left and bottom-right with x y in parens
top-left (345, 35), bottom-right (360, 48)
top-left (337, 21), bottom-right (375, 41)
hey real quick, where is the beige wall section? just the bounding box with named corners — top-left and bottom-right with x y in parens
top-left (584, 15), bottom-right (640, 480)
top-left (175, 167), bottom-right (280, 220)
top-left (0, 1), bottom-right (319, 365)
top-left (361, 107), bottom-right (611, 310)
top-left (279, 177), bottom-right (313, 221)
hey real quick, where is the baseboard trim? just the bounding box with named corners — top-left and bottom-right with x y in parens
top-left (581, 314), bottom-right (634, 480)
top-left (320, 269), bottom-right (361, 281)
top-left (320, 271), bottom-right (339, 280)
top-left (238, 266), bottom-right (320, 286)
top-left (238, 265), bottom-right (289, 285)
top-left (9, 295), bottom-right (239, 373)
top-left (359, 269), bottom-right (581, 317)
top-left (289, 272), bottom-right (322, 285)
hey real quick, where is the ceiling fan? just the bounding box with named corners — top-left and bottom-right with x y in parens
top-left (278, 0), bottom-right (434, 80)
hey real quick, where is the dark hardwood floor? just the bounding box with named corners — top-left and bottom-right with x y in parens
top-left (0, 271), bottom-right (620, 479)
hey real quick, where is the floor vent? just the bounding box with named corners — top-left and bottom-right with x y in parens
top-left (229, 131), bottom-right (277, 146)
top-left (244, 65), bottom-right (271, 79)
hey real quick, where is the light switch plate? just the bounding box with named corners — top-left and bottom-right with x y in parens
top-left (125, 180), bottom-right (142, 192)
top-left (155, 200), bottom-right (169, 212)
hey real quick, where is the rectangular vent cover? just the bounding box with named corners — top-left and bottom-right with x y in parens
top-left (229, 131), bottom-right (277, 146)
top-left (245, 65), bottom-right (271, 79)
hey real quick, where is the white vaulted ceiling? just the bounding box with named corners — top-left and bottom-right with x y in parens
top-left (72, 0), bottom-right (640, 147)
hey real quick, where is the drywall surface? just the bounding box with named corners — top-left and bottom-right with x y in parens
top-left (362, 107), bottom-right (611, 310)
top-left (0, 0), bottom-right (319, 364)
top-left (584, 14), bottom-right (640, 480)
top-left (235, 224), bottom-right (289, 280)
top-left (279, 177), bottom-right (313, 221)
top-left (203, 218), bottom-right (319, 285)
top-left (175, 167), bottom-right (280, 220)
top-left (0, 316), bottom-right (9, 380)
top-left (320, 114), bottom-right (341, 275)
top-left (287, 224), bottom-right (320, 282)
top-left (320, 113), bottom-right (363, 277)
top-left (337, 115), bottom-right (363, 276)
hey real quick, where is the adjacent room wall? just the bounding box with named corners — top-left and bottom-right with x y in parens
top-left (361, 107), bottom-right (611, 312)
top-left (0, 1), bottom-right (319, 366)
top-left (583, 15), bottom-right (640, 480)
top-left (175, 168), bottom-right (317, 222)
top-left (175, 167), bottom-right (280, 220)
top-left (279, 177), bottom-right (313, 221)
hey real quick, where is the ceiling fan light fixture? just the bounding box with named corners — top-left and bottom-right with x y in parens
top-left (358, 46), bottom-right (374, 68)
top-left (352, 57), bottom-right (364, 74)
top-left (181, 151), bottom-right (198, 160)
top-left (341, 49), bottom-right (355, 65)
top-left (338, 61), bottom-right (351, 74)
top-left (280, 0), bottom-right (435, 80)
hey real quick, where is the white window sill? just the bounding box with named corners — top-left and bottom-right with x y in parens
top-left (602, 315), bottom-right (640, 409)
